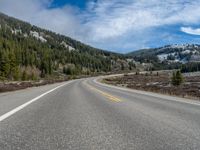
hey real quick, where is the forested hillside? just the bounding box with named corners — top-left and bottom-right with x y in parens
top-left (0, 13), bottom-right (132, 81)
top-left (127, 44), bottom-right (200, 72)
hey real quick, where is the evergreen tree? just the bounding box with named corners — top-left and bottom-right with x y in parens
top-left (22, 70), bottom-right (28, 81)
top-left (171, 70), bottom-right (184, 86)
top-left (13, 66), bottom-right (20, 80)
top-left (0, 51), bottom-right (10, 78)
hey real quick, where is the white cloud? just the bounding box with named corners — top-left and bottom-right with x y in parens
top-left (181, 27), bottom-right (200, 35)
top-left (84, 0), bottom-right (200, 40)
top-left (0, 0), bottom-right (83, 39)
top-left (1, 0), bottom-right (200, 52)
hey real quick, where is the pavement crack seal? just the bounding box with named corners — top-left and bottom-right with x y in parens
top-left (85, 83), bottom-right (122, 102)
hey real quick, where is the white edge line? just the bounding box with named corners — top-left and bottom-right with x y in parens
top-left (94, 78), bottom-right (200, 106)
top-left (0, 80), bottom-right (74, 122)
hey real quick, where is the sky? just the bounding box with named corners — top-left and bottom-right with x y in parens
top-left (0, 0), bottom-right (200, 53)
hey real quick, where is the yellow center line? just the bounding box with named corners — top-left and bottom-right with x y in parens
top-left (84, 82), bottom-right (122, 102)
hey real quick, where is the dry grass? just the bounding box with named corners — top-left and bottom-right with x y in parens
top-left (104, 72), bottom-right (200, 100)
top-left (0, 80), bottom-right (66, 93)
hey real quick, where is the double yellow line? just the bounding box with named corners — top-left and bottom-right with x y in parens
top-left (85, 83), bottom-right (122, 102)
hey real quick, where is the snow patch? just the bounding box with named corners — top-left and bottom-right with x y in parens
top-left (60, 41), bottom-right (75, 51)
top-left (157, 54), bottom-right (168, 61)
top-left (11, 29), bottom-right (22, 35)
top-left (182, 50), bottom-right (190, 54)
top-left (30, 31), bottom-right (47, 42)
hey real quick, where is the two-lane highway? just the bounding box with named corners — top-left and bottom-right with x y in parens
top-left (0, 77), bottom-right (200, 150)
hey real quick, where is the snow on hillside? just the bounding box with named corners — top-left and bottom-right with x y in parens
top-left (156, 44), bottom-right (200, 63)
top-left (182, 50), bottom-right (190, 54)
top-left (30, 31), bottom-right (47, 42)
top-left (11, 29), bottom-right (22, 35)
top-left (170, 44), bottom-right (190, 49)
top-left (157, 54), bottom-right (168, 61)
top-left (60, 41), bottom-right (75, 51)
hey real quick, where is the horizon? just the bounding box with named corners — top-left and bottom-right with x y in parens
top-left (1, 0), bottom-right (200, 53)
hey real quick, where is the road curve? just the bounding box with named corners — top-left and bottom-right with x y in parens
top-left (0, 77), bottom-right (200, 150)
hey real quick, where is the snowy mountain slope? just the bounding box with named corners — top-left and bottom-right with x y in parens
top-left (128, 44), bottom-right (200, 63)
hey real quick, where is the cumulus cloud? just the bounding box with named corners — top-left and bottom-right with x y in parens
top-left (0, 0), bottom-right (200, 52)
top-left (0, 0), bottom-right (83, 38)
top-left (181, 27), bottom-right (200, 35)
top-left (85, 0), bottom-right (200, 39)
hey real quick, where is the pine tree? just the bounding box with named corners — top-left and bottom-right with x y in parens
top-left (13, 66), bottom-right (20, 80)
top-left (22, 70), bottom-right (28, 81)
top-left (171, 70), bottom-right (184, 86)
top-left (121, 63), bottom-right (125, 70)
top-left (8, 50), bottom-right (17, 80)
top-left (0, 51), bottom-right (10, 78)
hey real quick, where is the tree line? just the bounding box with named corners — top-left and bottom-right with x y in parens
top-left (0, 14), bottom-right (125, 81)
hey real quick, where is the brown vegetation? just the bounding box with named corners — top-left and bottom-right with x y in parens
top-left (0, 79), bottom-right (66, 93)
top-left (103, 72), bottom-right (200, 100)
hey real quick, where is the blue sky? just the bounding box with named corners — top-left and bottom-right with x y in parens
top-left (50, 0), bottom-right (87, 9)
top-left (1, 0), bottom-right (200, 53)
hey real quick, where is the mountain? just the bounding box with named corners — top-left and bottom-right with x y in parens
top-left (127, 44), bottom-right (200, 71)
top-left (128, 44), bottom-right (200, 63)
top-left (0, 12), bottom-right (134, 81)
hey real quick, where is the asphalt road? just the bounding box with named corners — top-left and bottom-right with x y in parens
top-left (1, 77), bottom-right (200, 150)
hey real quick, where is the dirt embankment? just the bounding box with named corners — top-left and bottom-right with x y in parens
top-left (103, 72), bottom-right (200, 100)
top-left (0, 79), bottom-right (67, 93)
